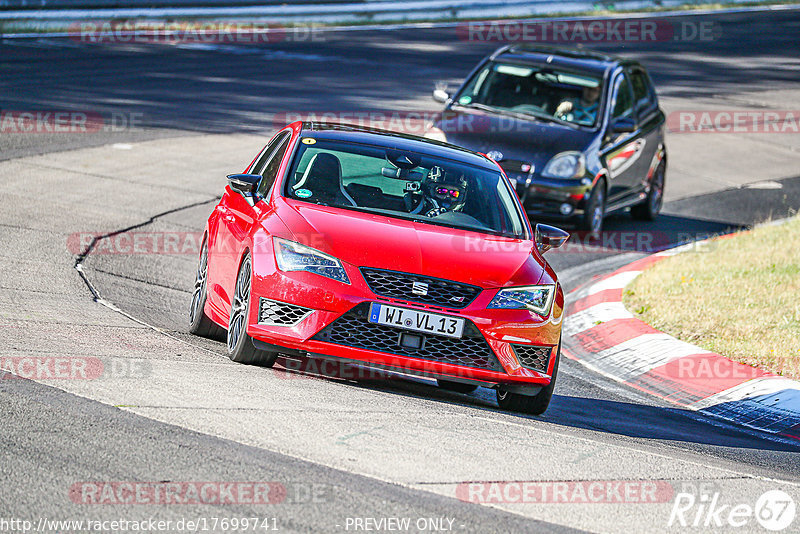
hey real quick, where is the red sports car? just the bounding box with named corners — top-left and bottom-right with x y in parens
top-left (190, 122), bottom-right (569, 414)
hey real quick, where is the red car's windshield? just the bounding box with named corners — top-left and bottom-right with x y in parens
top-left (283, 138), bottom-right (528, 239)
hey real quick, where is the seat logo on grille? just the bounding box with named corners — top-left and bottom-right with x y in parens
top-left (411, 281), bottom-right (429, 296)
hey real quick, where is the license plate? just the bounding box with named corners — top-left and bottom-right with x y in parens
top-left (368, 303), bottom-right (465, 339)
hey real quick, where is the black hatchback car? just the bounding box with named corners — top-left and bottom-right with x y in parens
top-left (425, 45), bottom-right (666, 235)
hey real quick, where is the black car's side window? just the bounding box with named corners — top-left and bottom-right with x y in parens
top-left (629, 68), bottom-right (657, 118)
top-left (611, 74), bottom-right (635, 120)
top-left (257, 134), bottom-right (292, 198)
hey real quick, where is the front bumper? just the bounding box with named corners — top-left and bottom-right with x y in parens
top-left (241, 247), bottom-right (564, 388)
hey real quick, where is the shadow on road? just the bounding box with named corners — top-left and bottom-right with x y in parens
top-left (1, 10), bottom-right (799, 136)
top-left (267, 358), bottom-right (800, 453)
top-left (545, 394), bottom-right (800, 452)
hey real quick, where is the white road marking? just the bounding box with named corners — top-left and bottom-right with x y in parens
top-left (585, 270), bottom-right (642, 296)
top-left (592, 333), bottom-right (713, 379)
top-left (563, 302), bottom-right (633, 336)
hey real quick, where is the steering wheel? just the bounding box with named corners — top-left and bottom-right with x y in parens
top-left (425, 206), bottom-right (448, 218)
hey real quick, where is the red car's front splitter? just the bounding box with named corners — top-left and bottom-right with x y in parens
top-left (249, 329), bottom-right (555, 389)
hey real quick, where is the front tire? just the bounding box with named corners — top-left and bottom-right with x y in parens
top-left (496, 343), bottom-right (560, 415)
top-left (189, 238), bottom-right (225, 339)
top-left (631, 161), bottom-right (665, 221)
top-left (579, 181), bottom-right (605, 238)
top-left (227, 253), bottom-right (278, 367)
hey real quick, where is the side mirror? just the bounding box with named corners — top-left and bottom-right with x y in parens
top-left (227, 174), bottom-right (261, 204)
top-left (433, 88), bottom-right (451, 104)
top-left (611, 117), bottom-right (636, 134)
top-left (535, 223), bottom-right (570, 254)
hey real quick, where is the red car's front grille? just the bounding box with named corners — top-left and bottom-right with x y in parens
top-left (360, 268), bottom-right (481, 310)
top-left (312, 303), bottom-right (503, 372)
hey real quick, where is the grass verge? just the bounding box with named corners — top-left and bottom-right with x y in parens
top-left (624, 215), bottom-right (800, 379)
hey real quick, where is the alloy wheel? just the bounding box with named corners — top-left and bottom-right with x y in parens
top-left (650, 165), bottom-right (664, 214)
top-left (228, 256), bottom-right (251, 352)
top-left (590, 188), bottom-right (605, 236)
top-left (189, 243), bottom-right (208, 325)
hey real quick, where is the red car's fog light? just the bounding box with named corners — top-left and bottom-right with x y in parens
top-left (258, 297), bottom-right (313, 326)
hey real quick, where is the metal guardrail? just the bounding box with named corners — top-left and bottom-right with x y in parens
top-left (0, 0), bottom-right (613, 11)
top-left (0, 0), bottom-right (776, 25)
top-left (0, 0), bottom-right (364, 7)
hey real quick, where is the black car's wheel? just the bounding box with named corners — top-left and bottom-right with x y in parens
top-left (227, 253), bottom-right (278, 367)
top-left (496, 343), bottom-right (560, 415)
top-left (437, 380), bottom-right (478, 394)
top-left (631, 161), bottom-right (665, 221)
top-left (579, 180), bottom-right (605, 237)
top-left (189, 238), bottom-right (225, 339)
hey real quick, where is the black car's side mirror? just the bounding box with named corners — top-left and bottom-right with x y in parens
top-left (535, 223), bottom-right (570, 254)
top-left (227, 174), bottom-right (261, 205)
top-left (611, 117), bottom-right (637, 134)
top-left (433, 88), bottom-right (451, 104)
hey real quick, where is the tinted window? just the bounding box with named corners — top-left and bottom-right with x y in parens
top-left (455, 61), bottom-right (604, 127)
top-left (251, 133), bottom-right (289, 176)
top-left (629, 69), bottom-right (656, 117)
top-left (284, 139), bottom-right (526, 238)
top-left (257, 135), bottom-right (291, 197)
top-left (612, 74), bottom-right (634, 120)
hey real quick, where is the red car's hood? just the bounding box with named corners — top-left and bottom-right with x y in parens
top-left (275, 199), bottom-right (545, 288)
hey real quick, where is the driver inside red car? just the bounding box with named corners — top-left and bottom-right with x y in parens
top-left (404, 165), bottom-right (468, 217)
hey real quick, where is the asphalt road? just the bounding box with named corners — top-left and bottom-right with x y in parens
top-left (1, 7), bottom-right (800, 533)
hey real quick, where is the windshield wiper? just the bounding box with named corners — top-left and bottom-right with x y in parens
top-left (457, 102), bottom-right (580, 129)
top-left (454, 102), bottom-right (505, 115)
top-left (524, 111), bottom-right (581, 129)
top-left (506, 108), bottom-right (582, 129)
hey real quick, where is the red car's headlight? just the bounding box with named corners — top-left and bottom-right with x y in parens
top-left (273, 237), bottom-right (350, 284)
top-left (487, 285), bottom-right (555, 316)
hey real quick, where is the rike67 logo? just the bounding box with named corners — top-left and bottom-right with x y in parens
top-left (669, 488), bottom-right (795, 531)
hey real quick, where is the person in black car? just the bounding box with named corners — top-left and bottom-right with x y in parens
top-left (555, 84), bottom-right (601, 125)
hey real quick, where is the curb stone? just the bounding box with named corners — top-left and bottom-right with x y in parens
top-left (563, 236), bottom-right (800, 441)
